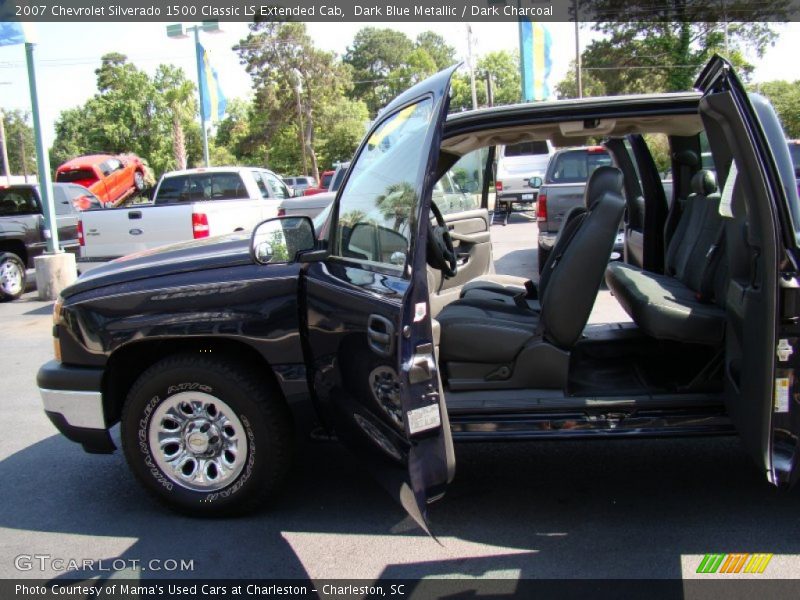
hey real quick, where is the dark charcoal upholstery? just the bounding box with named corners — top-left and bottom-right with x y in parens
top-left (438, 166), bottom-right (626, 366)
top-left (605, 169), bottom-right (727, 345)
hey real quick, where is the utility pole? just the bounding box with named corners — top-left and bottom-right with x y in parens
top-left (485, 72), bottom-right (494, 107)
top-left (574, 0), bottom-right (583, 98)
top-left (467, 24), bottom-right (478, 110)
top-left (0, 110), bottom-right (10, 185)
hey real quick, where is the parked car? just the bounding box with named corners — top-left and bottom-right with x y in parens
top-left (37, 58), bottom-right (800, 529)
top-left (302, 169), bottom-right (336, 196)
top-left (282, 176), bottom-right (316, 195)
top-left (77, 167), bottom-right (288, 271)
top-left (536, 146), bottom-right (615, 272)
top-left (279, 161), bottom-right (350, 219)
top-left (494, 140), bottom-right (554, 209)
top-left (55, 154), bottom-right (146, 207)
top-left (0, 183), bottom-right (101, 300)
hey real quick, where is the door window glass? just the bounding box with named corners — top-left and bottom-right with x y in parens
top-left (436, 149), bottom-right (486, 215)
top-left (251, 171), bottom-right (271, 199)
top-left (263, 172), bottom-right (290, 200)
top-left (334, 99), bottom-right (433, 269)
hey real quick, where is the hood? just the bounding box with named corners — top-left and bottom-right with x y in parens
top-left (66, 232), bottom-right (253, 298)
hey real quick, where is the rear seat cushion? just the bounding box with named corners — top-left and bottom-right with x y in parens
top-left (605, 262), bottom-right (725, 345)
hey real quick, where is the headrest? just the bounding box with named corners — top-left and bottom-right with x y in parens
top-left (673, 150), bottom-right (699, 167)
top-left (691, 169), bottom-right (718, 196)
top-left (584, 166), bottom-right (624, 210)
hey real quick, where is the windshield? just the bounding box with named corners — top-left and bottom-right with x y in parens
top-left (56, 169), bottom-right (98, 186)
top-left (155, 173), bottom-right (248, 204)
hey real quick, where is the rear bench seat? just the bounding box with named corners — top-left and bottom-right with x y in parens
top-left (605, 170), bottom-right (727, 345)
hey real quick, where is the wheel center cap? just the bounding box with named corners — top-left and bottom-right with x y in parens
top-left (186, 432), bottom-right (209, 453)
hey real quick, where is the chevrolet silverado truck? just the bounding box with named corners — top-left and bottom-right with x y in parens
top-left (38, 58), bottom-right (800, 527)
top-left (77, 167), bottom-right (288, 271)
top-left (0, 183), bottom-right (101, 300)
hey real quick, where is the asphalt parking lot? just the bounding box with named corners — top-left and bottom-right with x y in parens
top-left (1, 213), bottom-right (798, 582)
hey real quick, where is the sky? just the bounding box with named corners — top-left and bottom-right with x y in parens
top-left (1, 21), bottom-right (798, 148)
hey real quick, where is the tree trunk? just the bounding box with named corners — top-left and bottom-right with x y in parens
top-left (172, 111), bottom-right (187, 170)
top-left (303, 92), bottom-right (319, 182)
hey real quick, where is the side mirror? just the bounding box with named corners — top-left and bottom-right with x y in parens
top-left (251, 216), bottom-right (316, 265)
top-left (529, 176), bottom-right (543, 189)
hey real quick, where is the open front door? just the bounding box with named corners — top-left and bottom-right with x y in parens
top-left (301, 67), bottom-right (457, 529)
top-left (696, 56), bottom-right (800, 487)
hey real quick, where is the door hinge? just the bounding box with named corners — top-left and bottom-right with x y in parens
top-left (777, 338), bottom-right (794, 363)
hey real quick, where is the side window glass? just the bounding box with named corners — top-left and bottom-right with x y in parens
top-left (334, 99), bottom-right (433, 268)
top-left (53, 187), bottom-right (72, 215)
top-left (251, 172), bottom-right (270, 199)
top-left (699, 131), bottom-right (717, 174)
top-left (437, 149), bottom-right (487, 216)
top-left (263, 173), bottom-right (289, 200)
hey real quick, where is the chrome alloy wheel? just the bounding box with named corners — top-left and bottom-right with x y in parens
top-left (148, 392), bottom-right (248, 492)
top-left (0, 259), bottom-right (23, 297)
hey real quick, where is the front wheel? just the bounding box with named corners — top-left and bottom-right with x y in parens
top-left (121, 354), bottom-right (293, 516)
top-left (0, 252), bottom-right (26, 301)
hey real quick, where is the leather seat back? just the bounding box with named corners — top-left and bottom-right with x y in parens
top-left (540, 166), bottom-right (626, 348)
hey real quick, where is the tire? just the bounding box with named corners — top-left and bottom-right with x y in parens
top-left (537, 245), bottom-right (551, 275)
top-left (133, 170), bottom-right (145, 192)
top-left (0, 252), bottom-right (26, 302)
top-left (120, 354), bottom-right (293, 516)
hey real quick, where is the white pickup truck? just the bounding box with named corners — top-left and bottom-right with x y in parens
top-left (77, 167), bottom-right (289, 271)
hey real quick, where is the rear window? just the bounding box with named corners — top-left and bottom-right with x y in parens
top-left (321, 172), bottom-right (333, 188)
top-left (548, 149), bottom-right (613, 184)
top-left (56, 169), bottom-right (98, 184)
top-left (503, 141), bottom-right (550, 157)
top-left (155, 173), bottom-right (248, 204)
top-left (0, 187), bottom-right (39, 216)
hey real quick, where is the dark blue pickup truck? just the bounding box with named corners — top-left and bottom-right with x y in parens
top-left (37, 57), bottom-right (800, 528)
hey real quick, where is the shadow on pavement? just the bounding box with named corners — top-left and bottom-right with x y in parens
top-left (1, 430), bottom-right (798, 580)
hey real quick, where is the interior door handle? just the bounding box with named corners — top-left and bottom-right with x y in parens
top-left (367, 314), bottom-right (395, 357)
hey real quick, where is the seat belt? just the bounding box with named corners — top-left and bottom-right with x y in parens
top-left (696, 222), bottom-right (725, 302)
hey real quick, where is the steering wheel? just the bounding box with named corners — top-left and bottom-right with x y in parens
top-left (427, 201), bottom-right (458, 278)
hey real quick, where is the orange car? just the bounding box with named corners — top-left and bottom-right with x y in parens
top-left (303, 169), bottom-right (335, 196)
top-left (55, 154), bottom-right (146, 207)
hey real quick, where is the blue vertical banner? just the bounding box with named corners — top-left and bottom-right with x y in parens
top-left (519, 19), bottom-right (553, 102)
top-left (195, 42), bottom-right (227, 122)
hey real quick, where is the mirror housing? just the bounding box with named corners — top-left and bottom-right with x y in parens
top-left (251, 216), bottom-right (316, 265)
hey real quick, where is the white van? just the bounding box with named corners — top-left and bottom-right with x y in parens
top-left (494, 140), bottom-right (554, 206)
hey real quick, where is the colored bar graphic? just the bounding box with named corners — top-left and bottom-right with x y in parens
top-left (697, 553), bottom-right (772, 574)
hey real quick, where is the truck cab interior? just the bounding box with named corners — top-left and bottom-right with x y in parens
top-left (421, 99), bottom-right (786, 442)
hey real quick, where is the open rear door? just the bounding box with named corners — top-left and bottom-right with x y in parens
top-left (696, 56), bottom-right (800, 487)
top-left (301, 67), bottom-right (458, 529)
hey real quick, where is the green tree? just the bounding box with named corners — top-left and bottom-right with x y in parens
top-left (415, 32), bottom-right (457, 70)
top-left (50, 53), bottom-right (202, 179)
top-left (752, 80), bottom-right (800, 139)
top-left (567, 12), bottom-right (776, 96)
top-left (154, 65), bottom-right (197, 170)
top-left (450, 50), bottom-right (521, 111)
top-left (344, 27), bottom-right (415, 115)
top-left (235, 21), bottom-right (352, 180)
top-left (1, 110), bottom-right (36, 176)
top-left (316, 97), bottom-right (369, 168)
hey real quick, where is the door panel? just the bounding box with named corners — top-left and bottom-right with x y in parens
top-left (428, 209), bottom-right (492, 315)
top-left (696, 56), bottom-right (792, 485)
top-left (302, 67), bottom-right (457, 528)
